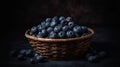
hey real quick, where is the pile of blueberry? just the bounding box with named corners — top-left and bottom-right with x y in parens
top-left (29, 16), bottom-right (88, 38)
top-left (9, 49), bottom-right (47, 64)
top-left (9, 46), bottom-right (107, 63)
top-left (85, 46), bottom-right (107, 63)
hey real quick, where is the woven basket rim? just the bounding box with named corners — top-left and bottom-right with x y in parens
top-left (25, 28), bottom-right (94, 42)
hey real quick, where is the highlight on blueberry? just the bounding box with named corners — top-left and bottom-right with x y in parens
top-left (58, 31), bottom-right (66, 38)
top-left (59, 16), bottom-right (65, 21)
top-left (66, 30), bottom-right (75, 38)
top-left (66, 16), bottom-right (72, 22)
top-left (62, 25), bottom-right (69, 32)
top-left (68, 21), bottom-right (74, 29)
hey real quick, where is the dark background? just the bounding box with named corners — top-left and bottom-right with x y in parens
top-left (9, 0), bottom-right (119, 29)
top-left (2, 0), bottom-right (120, 67)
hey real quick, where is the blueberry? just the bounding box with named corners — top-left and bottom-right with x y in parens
top-left (54, 25), bottom-right (62, 33)
top-left (37, 32), bottom-right (46, 38)
top-left (48, 31), bottom-right (57, 38)
top-left (41, 29), bottom-right (47, 34)
top-left (66, 31), bottom-right (75, 38)
top-left (34, 55), bottom-right (44, 62)
top-left (30, 58), bottom-right (38, 64)
top-left (9, 50), bottom-right (20, 57)
top-left (58, 31), bottom-right (66, 38)
top-left (41, 29), bottom-right (47, 37)
top-left (73, 25), bottom-right (81, 33)
top-left (68, 21), bottom-right (74, 29)
top-left (37, 24), bottom-right (41, 28)
top-left (31, 26), bottom-right (37, 32)
top-left (60, 20), bottom-right (68, 25)
top-left (39, 21), bottom-right (46, 28)
top-left (29, 31), bottom-right (33, 35)
top-left (85, 53), bottom-right (93, 59)
top-left (62, 25), bottom-right (69, 32)
top-left (87, 55), bottom-right (98, 63)
top-left (81, 26), bottom-right (88, 33)
top-left (50, 21), bottom-right (57, 27)
top-left (52, 16), bottom-right (58, 21)
top-left (47, 27), bottom-right (53, 33)
top-left (34, 53), bottom-right (39, 57)
top-left (19, 49), bottom-right (26, 56)
top-left (45, 18), bottom-right (51, 22)
top-left (66, 17), bottom-right (72, 22)
top-left (74, 33), bottom-right (82, 37)
top-left (41, 21), bottom-right (46, 26)
top-left (45, 21), bottom-right (50, 27)
top-left (17, 54), bottom-right (26, 60)
top-left (38, 25), bottom-right (46, 31)
top-left (25, 49), bottom-right (34, 57)
top-left (98, 51), bottom-right (107, 58)
top-left (59, 16), bottom-right (65, 21)
top-left (30, 26), bottom-right (37, 35)
top-left (37, 25), bottom-right (42, 31)
top-left (33, 54), bottom-right (47, 63)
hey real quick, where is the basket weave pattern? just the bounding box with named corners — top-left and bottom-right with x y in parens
top-left (25, 28), bottom-right (94, 60)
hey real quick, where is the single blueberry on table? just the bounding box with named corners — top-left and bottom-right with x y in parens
top-left (17, 54), bottom-right (26, 60)
top-left (19, 49), bottom-right (26, 56)
top-left (87, 55), bottom-right (98, 63)
top-left (34, 53), bottom-right (39, 57)
top-left (34, 55), bottom-right (44, 63)
top-left (30, 58), bottom-right (38, 64)
top-left (85, 53), bottom-right (93, 59)
top-left (25, 49), bottom-right (34, 57)
top-left (30, 53), bottom-right (47, 63)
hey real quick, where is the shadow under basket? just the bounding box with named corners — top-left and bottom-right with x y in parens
top-left (25, 28), bottom-right (94, 60)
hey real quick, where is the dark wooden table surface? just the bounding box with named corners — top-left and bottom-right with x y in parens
top-left (1, 25), bottom-right (120, 67)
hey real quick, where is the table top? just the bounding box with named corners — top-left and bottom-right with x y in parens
top-left (1, 25), bottom-right (120, 67)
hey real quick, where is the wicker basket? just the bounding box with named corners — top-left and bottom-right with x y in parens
top-left (25, 28), bottom-right (94, 60)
